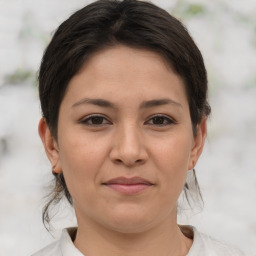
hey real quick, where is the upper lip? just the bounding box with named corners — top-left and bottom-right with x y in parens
top-left (103, 176), bottom-right (153, 185)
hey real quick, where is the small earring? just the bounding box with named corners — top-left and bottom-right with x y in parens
top-left (52, 167), bottom-right (58, 176)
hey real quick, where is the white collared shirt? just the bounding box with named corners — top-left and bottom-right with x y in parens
top-left (31, 226), bottom-right (246, 256)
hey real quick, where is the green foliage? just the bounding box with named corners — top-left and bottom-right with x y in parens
top-left (5, 68), bottom-right (35, 85)
top-left (253, 25), bottom-right (256, 48)
top-left (245, 75), bottom-right (256, 89)
top-left (18, 12), bottom-right (50, 45)
top-left (3, 12), bottom-right (48, 87)
top-left (186, 4), bottom-right (206, 16)
top-left (172, 3), bottom-right (207, 19)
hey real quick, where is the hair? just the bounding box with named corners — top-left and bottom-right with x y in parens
top-left (39, 0), bottom-right (211, 228)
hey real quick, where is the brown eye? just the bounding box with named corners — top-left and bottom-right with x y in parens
top-left (146, 115), bottom-right (175, 126)
top-left (80, 115), bottom-right (111, 126)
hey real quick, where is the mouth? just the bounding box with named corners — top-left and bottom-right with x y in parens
top-left (102, 176), bottom-right (153, 195)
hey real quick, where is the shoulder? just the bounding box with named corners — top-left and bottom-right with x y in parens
top-left (188, 226), bottom-right (246, 256)
top-left (31, 227), bottom-right (82, 256)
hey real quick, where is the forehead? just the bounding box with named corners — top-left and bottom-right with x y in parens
top-left (78, 45), bottom-right (175, 81)
top-left (63, 45), bottom-right (188, 109)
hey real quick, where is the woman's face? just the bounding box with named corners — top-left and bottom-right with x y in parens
top-left (40, 45), bottom-right (206, 233)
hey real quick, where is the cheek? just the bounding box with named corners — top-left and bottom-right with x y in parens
top-left (153, 132), bottom-right (192, 169)
top-left (150, 132), bottom-right (192, 194)
top-left (57, 131), bottom-right (108, 196)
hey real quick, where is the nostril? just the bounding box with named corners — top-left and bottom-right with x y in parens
top-left (118, 158), bottom-right (145, 167)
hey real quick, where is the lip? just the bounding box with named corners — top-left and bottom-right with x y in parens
top-left (102, 176), bottom-right (153, 195)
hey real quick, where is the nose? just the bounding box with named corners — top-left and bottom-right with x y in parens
top-left (109, 123), bottom-right (148, 167)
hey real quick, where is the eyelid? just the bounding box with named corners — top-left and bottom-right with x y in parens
top-left (80, 114), bottom-right (112, 126)
top-left (145, 114), bottom-right (176, 126)
top-left (79, 113), bottom-right (176, 127)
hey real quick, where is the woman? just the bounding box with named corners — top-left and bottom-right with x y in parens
top-left (33, 0), bottom-right (245, 255)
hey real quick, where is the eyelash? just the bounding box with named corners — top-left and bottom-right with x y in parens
top-left (80, 114), bottom-right (176, 127)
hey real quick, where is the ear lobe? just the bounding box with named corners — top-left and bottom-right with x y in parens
top-left (188, 117), bottom-right (207, 170)
top-left (38, 118), bottom-right (62, 173)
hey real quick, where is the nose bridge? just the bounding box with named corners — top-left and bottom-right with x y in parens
top-left (120, 121), bottom-right (140, 151)
top-left (110, 120), bottom-right (147, 166)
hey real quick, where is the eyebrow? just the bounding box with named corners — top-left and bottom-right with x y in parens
top-left (72, 98), bottom-right (182, 109)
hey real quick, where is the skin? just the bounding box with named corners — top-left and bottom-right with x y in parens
top-left (39, 45), bottom-right (207, 256)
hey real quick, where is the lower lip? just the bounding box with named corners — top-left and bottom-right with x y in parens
top-left (104, 184), bottom-right (152, 195)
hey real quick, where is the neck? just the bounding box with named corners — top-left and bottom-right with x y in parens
top-left (73, 214), bottom-right (192, 256)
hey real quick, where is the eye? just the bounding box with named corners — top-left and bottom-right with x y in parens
top-left (80, 115), bottom-right (111, 126)
top-left (146, 114), bottom-right (176, 126)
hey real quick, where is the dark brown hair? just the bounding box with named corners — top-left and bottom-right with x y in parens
top-left (39, 0), bottom-right (211, 228)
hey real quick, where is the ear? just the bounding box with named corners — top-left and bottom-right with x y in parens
top-left (188, 117), bottom-right (207, 170)
top-left (38, 118), bottom-right (62, 174)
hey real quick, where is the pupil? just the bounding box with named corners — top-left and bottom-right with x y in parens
top-left (92, 117), bottom-right (103, 124)
top-left (153, 117), bottom-right (164, 124)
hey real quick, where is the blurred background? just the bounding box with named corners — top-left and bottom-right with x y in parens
top-left (0, 0), bottom-right (255, 255)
